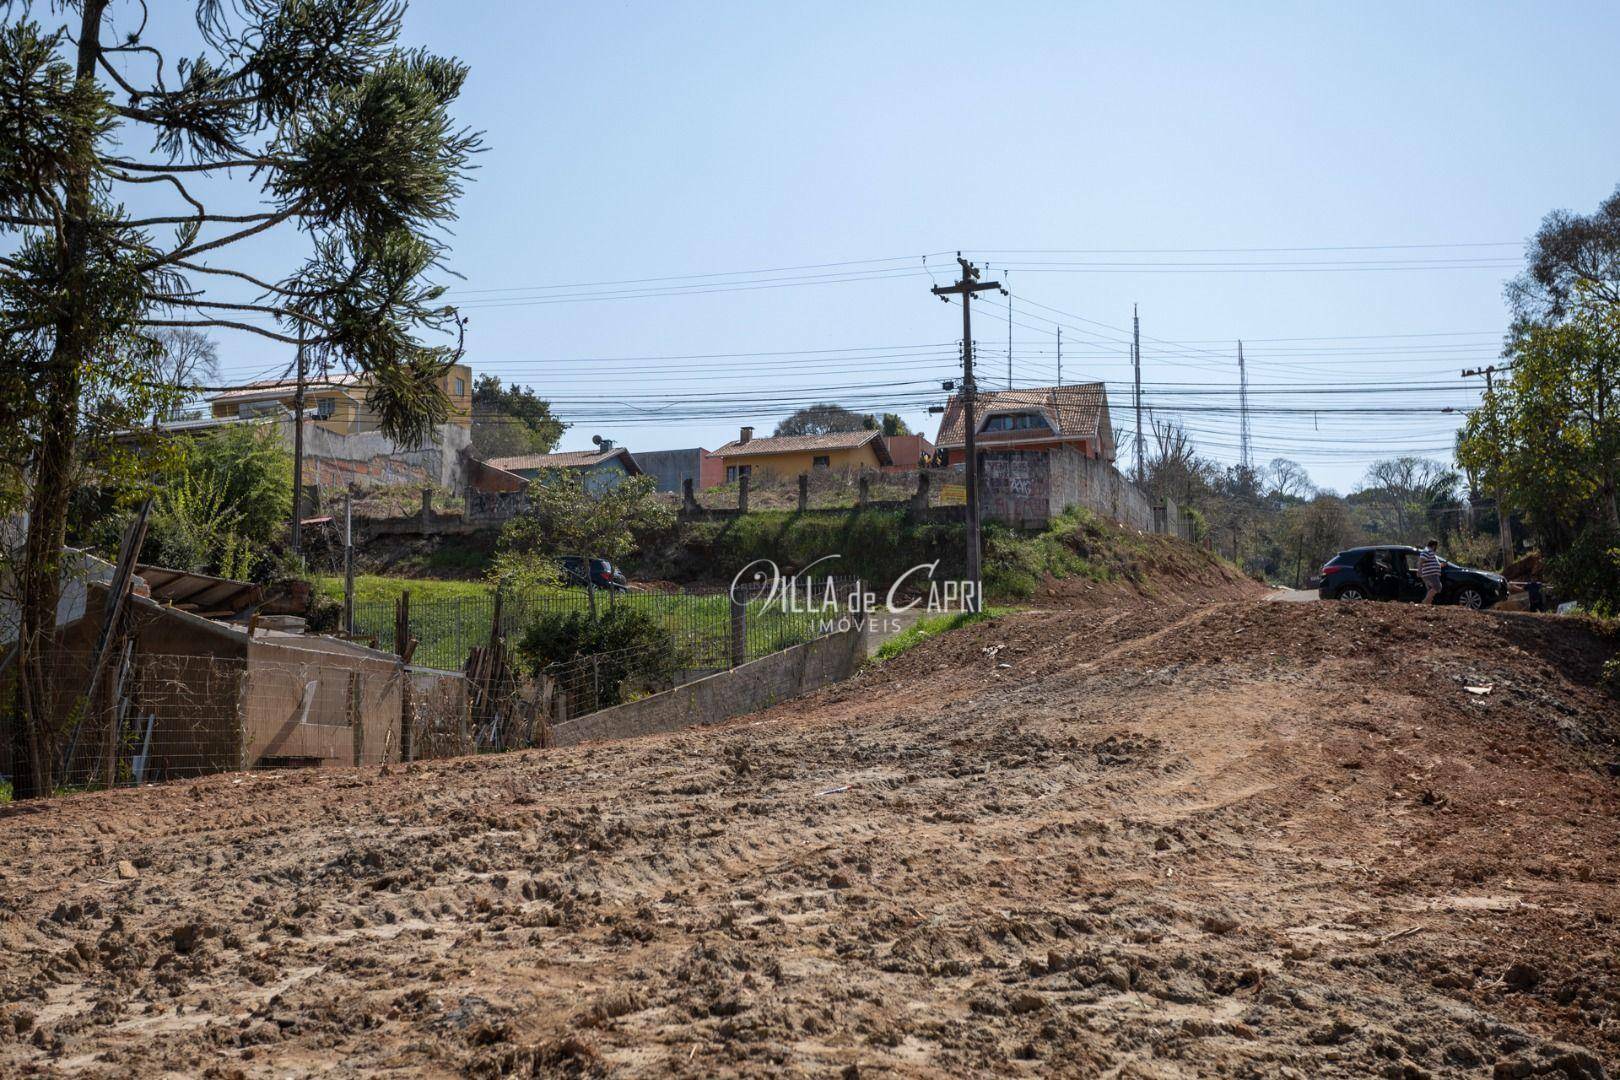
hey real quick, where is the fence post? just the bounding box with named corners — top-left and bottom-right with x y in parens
top-left (342, 488), bottom-right (355, 635)
top-left (396, 589), bottom-right (413, 763)
top-left (729, 591), bottom-right (747, 668)
top-left (912, 471), bottom-right (931, 511)
top-left (797, 473), bottom-right (808, 512)
top-left (583, 554), bottom-right (598, 620)
top-left (420, 487), bottom-right (433, 533)
top-left (738, 473), bottom-right (749, 514)
top-left (682, 477), bottom-right (698, 513)
top-left (858, 475), bottom-right (870, 506)
top-left (347, 670), bottom-right (364, 766)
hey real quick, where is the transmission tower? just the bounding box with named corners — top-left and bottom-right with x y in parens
top-left (1237, 339), bottom-right (1252, 473)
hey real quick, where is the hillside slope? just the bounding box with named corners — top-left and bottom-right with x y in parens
top-left (1, 602), bottom-right (1615, 1076)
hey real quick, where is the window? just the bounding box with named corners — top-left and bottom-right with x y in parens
top-left (726, 464), bottom-right (752, 482)
top-left (454, 376), bottom-right (466, 397)
top-left (315, 397), bottom-right (336, 419)
top-left (980, 411), bottom-right (1051, 433)
top-left (812, 455), bottom-right (831, 469)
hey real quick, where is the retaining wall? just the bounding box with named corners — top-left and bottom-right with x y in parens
top-left (549, 624), bottom-right (866, 747)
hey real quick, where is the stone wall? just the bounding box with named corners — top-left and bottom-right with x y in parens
top-left (549, 624), bottom-right (866, 747)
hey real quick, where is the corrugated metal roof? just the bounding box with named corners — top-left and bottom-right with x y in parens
top-left (933, 383), bottom-right (1108, 448)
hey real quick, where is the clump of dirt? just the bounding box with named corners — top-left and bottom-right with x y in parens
top-left (1, 598), bottom-right (1616, 1076)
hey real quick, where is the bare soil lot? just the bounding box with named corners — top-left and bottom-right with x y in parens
top-left (2, 600), bottom-right (1617, 1077)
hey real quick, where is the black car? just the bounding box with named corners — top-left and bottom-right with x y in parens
top-left (1317, 545), bottom-right (1507, 610)
top-left (559, 556), bottom-right (628, 592)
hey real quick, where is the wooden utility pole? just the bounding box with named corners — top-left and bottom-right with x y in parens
top-left (290, 328), bottom-right (306, 553)
top-left (932, 256), bottom-right (1001, 613)
top-left (1462, 364), bottom-right (1513, 569)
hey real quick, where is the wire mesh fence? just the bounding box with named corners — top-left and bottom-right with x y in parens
top-left (1, 574), bottom-right (864, 796)
top-left (0, 648), bottom-right (471, 794)
top-left (350, 573), bottom-right (859, 672)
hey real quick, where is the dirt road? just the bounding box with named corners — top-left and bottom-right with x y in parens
top-left (2, 599), bottom-right (1617, 1077)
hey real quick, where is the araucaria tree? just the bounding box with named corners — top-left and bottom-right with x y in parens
top-left (0, 1), bottom-right (481, 799)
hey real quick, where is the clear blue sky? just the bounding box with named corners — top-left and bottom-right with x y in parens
top-left (153, 1), bottom-right (1620, 492)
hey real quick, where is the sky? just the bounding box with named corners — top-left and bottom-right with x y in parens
top-left (101, 1), bottom-right (1620, 493)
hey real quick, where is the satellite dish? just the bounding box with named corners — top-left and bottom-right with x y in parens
top-left (591, 434), bottom-right (603, 447)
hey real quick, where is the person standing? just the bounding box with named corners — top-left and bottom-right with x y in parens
top-left (1418, 538), bottom-right (1444, 605)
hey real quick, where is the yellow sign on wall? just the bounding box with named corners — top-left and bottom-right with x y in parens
top-left (938, 483), bottom-right (967, 505)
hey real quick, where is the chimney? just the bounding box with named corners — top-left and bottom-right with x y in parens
top-left (739, 426), bottom-right (753, 444)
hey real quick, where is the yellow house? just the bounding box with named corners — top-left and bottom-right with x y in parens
top-left (708, 427), bottom-right (892, 482)
top-left (209, 363), bottom-right (473, 437)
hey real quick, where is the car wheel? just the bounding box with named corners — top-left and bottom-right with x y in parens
top-left (1337, 586), bottom-right (1366, 601)
top-left (1455, 587), bottom-right (1485, 610)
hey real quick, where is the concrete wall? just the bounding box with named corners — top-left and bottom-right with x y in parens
top-left (1046, 445), bottom-right (1156, 532)
top-left (549, 625), bottom-right (866, 747)
top-left (636, 447), bottom-right (705, 494)
top-left (241, 639), bottom-right (403, 767)
top-left (980, 450), bottom-right (1051, 529)
top-left (299, 417), bottom-right (471, 493)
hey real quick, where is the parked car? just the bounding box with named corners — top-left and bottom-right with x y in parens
top-left (1317, 545), bottom-right (1507, 609)
top-left (559, 556), bottom-right (628, 592)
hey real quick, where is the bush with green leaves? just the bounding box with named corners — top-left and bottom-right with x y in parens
top-left (493, 471), bottom-right (675, 589)
top-left (516, 605), bottom-right (686, 708)
top-left (1545, 524), bottom-right (1620, 617)
top-left (139, 423), bottom-right (293, 579)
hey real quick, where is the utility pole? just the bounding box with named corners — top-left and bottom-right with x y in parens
top-left (997, 278), bottom-right (1010, 388)
top-left (290, 327), bottom-right (307, 554)
top-left (932, 256), bottom-right (1001, 614)
top-left (1462, 364), bottom-right (1514, 569)
top-left (1237, 340), bottom-right (1252, 474)
top-left (1132, 304), bottom-right (1144, 481)
top-left (342, 488), bottom-right (355, 635)
top-left (1056, 326), bottom-right (1062, 387)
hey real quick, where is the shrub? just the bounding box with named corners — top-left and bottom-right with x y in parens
top-left (516, 605), bottom-right (685, 707)
top-left (1545, 523), bottom-right (1620, 617)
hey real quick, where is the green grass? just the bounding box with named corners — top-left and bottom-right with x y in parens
top-left (315, 574), bottom-right (514, 605)
top-left (316, 574), bottom-right (833, 672)
top-left (0, 779), bottom-right (10, 805)
top-left (873, 607), bottom-right (1009, 662)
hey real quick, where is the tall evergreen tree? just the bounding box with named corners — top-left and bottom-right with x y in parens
top-left (0, 1), bottom-right (481, 798)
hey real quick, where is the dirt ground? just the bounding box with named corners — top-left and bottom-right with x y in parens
top-left (2, 598), bottom-right (1618, 1078)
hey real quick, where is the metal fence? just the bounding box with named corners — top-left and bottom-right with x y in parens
top-left (349, 575), bottom-right (857, 673)
top-left (0, 648), bottom-right (470, 794)
top-left (2, 576), bottom-right (864, 797)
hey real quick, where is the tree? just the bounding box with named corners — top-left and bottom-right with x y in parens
top-left (1509, 185), bottom-right (1620, 321)
top-left (1, 4), bottom-right (481, 799)
top-left (1457, 314), bottom-right (1620, 545)
top-left (879, 413), bottom-right (910, 437)
top-left (470, 374), bottom-right (567, 459)
top-left (492, 471), bottom-right (675, 590)
top-left (774, 403), bottom-right (875, 437)
top-left (1264, 458), bottom-right (1314, 502)
top-left (1356, 457), bottom-right (1458, 545)
top-left (153, 328), bottom-right (219, 407)
top-left (1280, 496), bottom-right (1360, 586)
